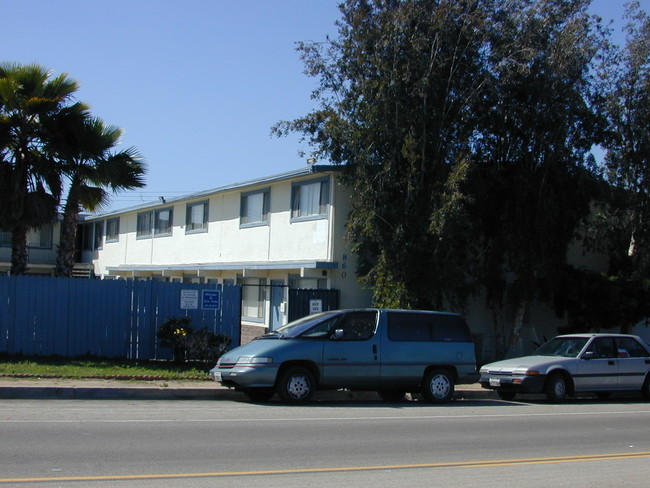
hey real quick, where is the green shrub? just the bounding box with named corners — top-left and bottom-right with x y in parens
top-left (157, 317), bottom-right (230, 364)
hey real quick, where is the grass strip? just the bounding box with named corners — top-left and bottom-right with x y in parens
top-left (0, 355), bottom-right (212, 381)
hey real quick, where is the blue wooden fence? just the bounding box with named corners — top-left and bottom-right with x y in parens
top-left (0, 275), bottom-right (241, 359)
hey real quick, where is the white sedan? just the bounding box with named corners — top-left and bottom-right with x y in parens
top-left (479, 333), bottom-right (650, 402)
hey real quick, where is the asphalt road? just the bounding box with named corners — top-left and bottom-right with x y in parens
top-left (2, 397), bottom-right (649, 487)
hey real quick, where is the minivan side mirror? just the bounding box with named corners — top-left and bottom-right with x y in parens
top-left (332, 329), bottom-right (345, 340)
top-left (582, 351), bottom-right (594, 360)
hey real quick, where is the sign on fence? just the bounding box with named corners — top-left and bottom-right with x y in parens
top-left (180, 289), bottom-right (199, 309)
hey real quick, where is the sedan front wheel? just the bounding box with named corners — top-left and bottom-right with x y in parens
top-left (545, 372), bottom-right (568, 403)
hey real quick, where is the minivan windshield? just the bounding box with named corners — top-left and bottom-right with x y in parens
top-left (535, 337), bottom-right (589, 358)
top-left (269, 311), bottom-right (343, 339)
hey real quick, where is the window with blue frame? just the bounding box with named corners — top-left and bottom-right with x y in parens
top-left (186, 201), bottom-right (209, 233)
top-left (291, 178), bottom-right (329, 221)
top-left (240, 189), bottom-right (269, 227)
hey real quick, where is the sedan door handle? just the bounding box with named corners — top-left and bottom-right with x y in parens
top-left (608, 360), bottom-right (616, 366)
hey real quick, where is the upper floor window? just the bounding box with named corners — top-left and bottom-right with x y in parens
top-left (137, 211), bottom-right (153, 238)
top-left (137, 208), bottom-right (173, 238)
top-left (93, 221), bottom-right (104, 250)
top-left (154, 208), bottom-right (173, 236)
top-left (82, 222), bottom-right (102, 251)
top-left (106, 218), bottom-right (120, 243)
top-left (186, 201), bottom-right (209, 233)
top-left (291, 178), bottom-right (329, 221)
top-left (1, 225), bottom-right (54, 249)
top-left (240, 189), bottom-right (269, 227)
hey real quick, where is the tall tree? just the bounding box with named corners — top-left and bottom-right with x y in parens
top-left (600, 1), bottom-right (650, 278)
top-left (571, 1), bottom-right (650, 333)
top-left (0, 63), bottom-right (78, 275)
top-left (275, 0), bottom-right (492, 310)
top-left (277, 0), bottom-right (607, 358)
top-left (472, 0), bottom-right (604, 354)
top-left (46, 108), bottom-right (146, 277)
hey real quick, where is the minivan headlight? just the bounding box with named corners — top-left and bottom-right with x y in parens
top-left (237, 356), bottom-right (272, 365)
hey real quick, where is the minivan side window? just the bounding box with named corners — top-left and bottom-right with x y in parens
top-left (387, 312), bottom-right (472, 342)
top-left (333, 311), bottom-right (377, 341)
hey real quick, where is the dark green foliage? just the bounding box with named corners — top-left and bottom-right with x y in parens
top-left (555, 267), bottom-right (650, 334)
top-left (157, 317), bottom-right (231, 364)
top-left (277, 0), bottom-right (620, 351)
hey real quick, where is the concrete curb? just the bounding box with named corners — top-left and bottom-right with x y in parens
top-left (0, 382), bottom-right (496, 401)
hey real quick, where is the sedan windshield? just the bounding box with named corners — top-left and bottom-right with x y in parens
top-left (535, 337), bottom-right (589, 358)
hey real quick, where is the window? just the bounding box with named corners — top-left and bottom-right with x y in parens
top-left (614, 337), bottom-right (649, 358)
top-left (106, 218), bottom-right (120, 242)
top-left (81, 222), bottom-right (103, 251)
top-left (240, 189), bottom-right (269, 226)
top-left (289, 276), bottom-right (328, 289)
top-left (238, 277), bottom-right (266, 321)
top-left (586, 337), bottom-right (615, 359)
top-left (2, 226), bottom-right (54, 249)
top-left (291, 178), bottom-right (329, 220)
top-left (186, 201), bottom-right (208, 233)
top-left (154, 208), bottom-right (173, 236)
top-left (334, 311), bottom-right (377, 341)
top-left (93, 221), bottom-right (104, 250)
top-left (387, 312), bottom-right (472, 343)
top-left (137, 212), bottom-right (153, 238)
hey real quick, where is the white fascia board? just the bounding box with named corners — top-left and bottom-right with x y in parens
top-left (106, 261), bottom-right (339, 272)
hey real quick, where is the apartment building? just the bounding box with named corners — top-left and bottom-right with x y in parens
top-left (81, 164), bottom-right (372, 337)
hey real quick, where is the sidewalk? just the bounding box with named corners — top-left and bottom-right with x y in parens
top-left (0, 376), bottom-right (495, 401)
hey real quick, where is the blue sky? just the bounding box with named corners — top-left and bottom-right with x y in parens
top-left (2, 0), bottom-right (646, 211)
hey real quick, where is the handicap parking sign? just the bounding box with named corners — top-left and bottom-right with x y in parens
top-left (201, 290), bottom-right (221, 310)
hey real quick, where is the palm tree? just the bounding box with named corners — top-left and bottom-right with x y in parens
top-left (0, 63), bottom-right (79, 275)
top-left (47, 109), bottom-right (146, 277)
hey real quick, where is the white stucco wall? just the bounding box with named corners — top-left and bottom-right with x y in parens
top-left (90, 172), bottom-right (339, 276)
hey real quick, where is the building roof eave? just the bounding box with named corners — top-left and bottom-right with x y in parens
top-left (106, 260), bottom-right (339, 273)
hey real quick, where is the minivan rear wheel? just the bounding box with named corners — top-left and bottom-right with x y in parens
top-left (421, 369), bottom-right (454, 404)
top-left (277, 366), bottom-right (315, 404)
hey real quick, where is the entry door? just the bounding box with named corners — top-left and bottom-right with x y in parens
top-left (321, 311), bottom-right (380, 388)
top-left (269, 280), bottom-right (285, 331)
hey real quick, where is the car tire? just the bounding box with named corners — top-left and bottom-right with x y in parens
top-left (377, 390), bottom-right (406, 402)
top-left (277, 366), bottom-right (315, 404)
top-left (642, 375), bottom-right (650, 400)
top-left (545, 372), bottom-right (568, 403)
top-left (497, 390), bottom-right (517, 401)
top-left (421, 369), bottom-right (455, 404)
top-left (245, 388), bottom-right (275, 402)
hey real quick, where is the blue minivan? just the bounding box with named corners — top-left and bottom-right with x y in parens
top-left (210, 309), bottom-right (478, 404)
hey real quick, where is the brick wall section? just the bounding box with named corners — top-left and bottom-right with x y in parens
top-left (240, 324), bottom-right (267, 345)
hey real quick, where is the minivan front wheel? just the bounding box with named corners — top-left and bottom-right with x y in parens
top-left (422, 369), bottom-right (455, 404)
top-left (277, 366), bottom-right (315, 404)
